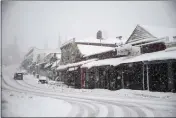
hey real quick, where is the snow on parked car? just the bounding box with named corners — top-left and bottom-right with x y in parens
top-left (38, 76), bottom-right (48, 84)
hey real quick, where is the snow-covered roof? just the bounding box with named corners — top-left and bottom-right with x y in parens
top-left (121, 49), bottom-right (176, 64)
top-left (140, 25), bottom-right (176, 41)
top-left (75, 37), bottom-right (123, 45)
top-left (36, 62), bottom-right (46, 66)
top-left (77, 44), bottom-right (115, 57)
top-left (57, 58), bottom-right (98, 71)
top-left (56, 53), bottom-right (61, 59)
top-left (44, 63), bottom-right (53, 69)
top-left (51, 60), bottom-right (60, 68)
top-left (39, 76), bottom-right (47, 80)
top-left (30, 48), bottom-right (60, 63)
top-left (36, 49), bottom-right (60, 54)
top-left (81, 57), bottom-right (128, 69)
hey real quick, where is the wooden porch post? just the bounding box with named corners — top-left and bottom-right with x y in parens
top-left (74, 67), bottom-right (75, 88)
top-left (85, 68), bottom-right (88, 89)
top-left (146, 64), bottom-right (150, 91)
top-left (121, 71), bottom-right (124, 89)
top-left (142, 64), bottom-right (145, 90)
top-left (81, 68), bottom-right (83, 88)
top-left (168, 62), bottom-right (174, 91)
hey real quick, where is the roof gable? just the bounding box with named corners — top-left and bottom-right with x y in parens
top-left (126, 25), bottom-right (156, 44)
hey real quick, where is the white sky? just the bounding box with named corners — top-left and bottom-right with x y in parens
top-left (2, 1), bottom-right (176, 54)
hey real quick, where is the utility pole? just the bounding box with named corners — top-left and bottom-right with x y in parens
top-left (146, 64), bottom-right (150, 91)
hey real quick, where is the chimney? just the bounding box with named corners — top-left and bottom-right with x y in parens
top-left (97, 30), bottom-right (102, 39)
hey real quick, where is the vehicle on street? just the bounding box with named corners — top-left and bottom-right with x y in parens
top-left (38, 76), bottom-right (48, 84)
top-left (14, 73), bottom-right (23, 80)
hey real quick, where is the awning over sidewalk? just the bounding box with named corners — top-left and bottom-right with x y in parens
top-left (121, 49), bottom-right (176, 64)
top-left (68, 67), bottom-right (79, 71)
top-left (81, 57), bottom-right (128, 69)
top-left (81, 48), bottom-right (176, 69)
top-left (57, 58), bottom-right (98, 71)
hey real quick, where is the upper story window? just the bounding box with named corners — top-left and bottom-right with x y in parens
top-left (141, 42), bottom-right (166, 54)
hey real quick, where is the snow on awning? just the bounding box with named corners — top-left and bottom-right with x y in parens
top-left (68, 67), bottom-right (78, 71)
top-left (81, 57), bottom-right (128, 69)
top-left (121, 49), bottom-right (176, 64)
top-left (81, 49), bottom-right (176, 69)
top-left (57, 58), bottom-right (98, 71)
top-left (44, 63), bottom-right (53, 69)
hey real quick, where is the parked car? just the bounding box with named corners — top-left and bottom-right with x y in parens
top-left (38, 76), bottom-right (48, 84)
top-left (14, 73), bottom-right (23, 80)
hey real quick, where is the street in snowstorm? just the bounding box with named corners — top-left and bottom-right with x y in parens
top-left (1, 1), bottom-right (176, 117)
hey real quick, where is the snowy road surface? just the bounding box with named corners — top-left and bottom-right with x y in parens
top-left (2, 65), bottom-right (176, 117)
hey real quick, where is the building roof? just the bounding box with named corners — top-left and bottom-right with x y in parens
top-left (139, 25), bottom-right (176, 41)
top-left (121, 48), bottom-right (176, 64)
top-left (81, 56), bottom-right (128, 69)
top-left (81, 47), bottom-right (176, 69)
top-left (75, 37), bottom-right (123, 45)
top-left (56, 53), bottom-right (61, 59)
top-left (44, 63), bottom-right (53, 69)
top-left (57, 58), bottom-right (98, 71)
top-left (77, 44), bottom-right (115, 57)
top-left (51, 60), bottom-right (60, 68)
top-left (125, 24), bottom-right (176, 44)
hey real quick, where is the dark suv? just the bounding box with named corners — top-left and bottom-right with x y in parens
top-left (14, 73), bottom-right (23, 80)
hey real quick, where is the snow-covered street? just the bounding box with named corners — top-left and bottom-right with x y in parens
top-left (2, 65), bottom-right (176, 117)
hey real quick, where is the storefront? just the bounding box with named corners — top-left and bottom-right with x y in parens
top-left (121, 49), bottom-right (176, 92)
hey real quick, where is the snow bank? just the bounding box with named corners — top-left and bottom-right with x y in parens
top-left (2, 91), bottom-right (72, 117)
top-left (23, 74), bottom-right (176, 101)
top-left (115, 89), bottom-right (176, 100)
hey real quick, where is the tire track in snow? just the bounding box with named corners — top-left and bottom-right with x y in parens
top-left (14, 78), bottom-right (115, 117)
top-left (20, 78), bottom-right (152, 117)
top-left (3, 78), bottom-right (140, 117)
top-left (13, 80), bottom-right (99, 117)
top-left (3, 78), bottom-right (107, 117)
